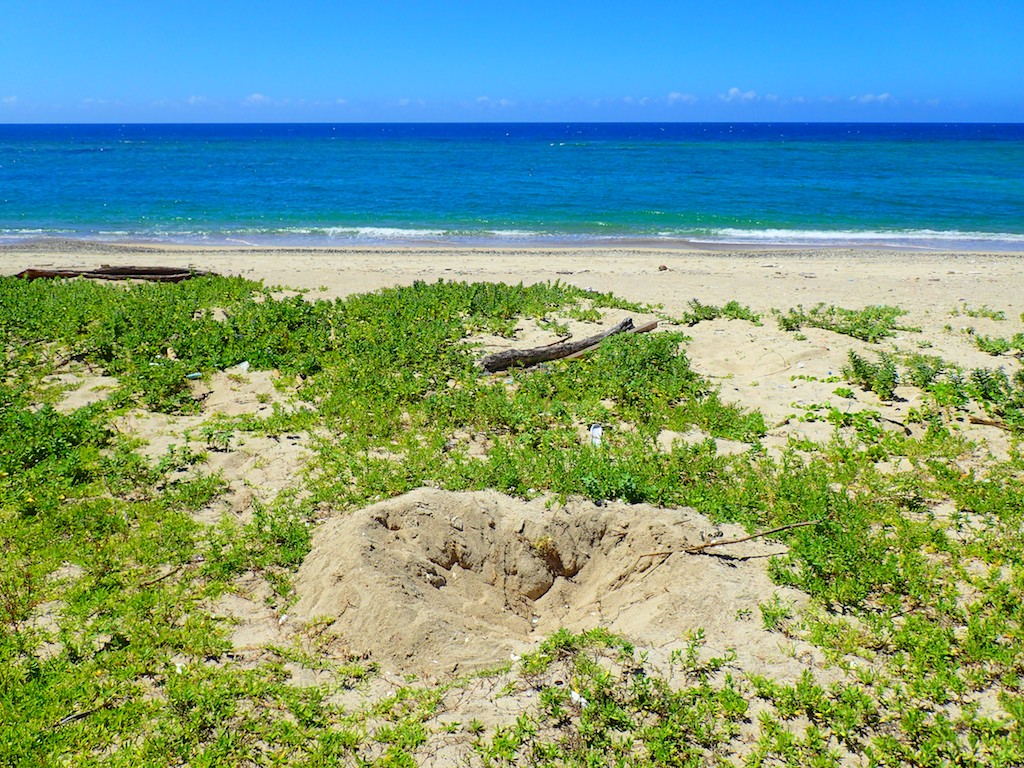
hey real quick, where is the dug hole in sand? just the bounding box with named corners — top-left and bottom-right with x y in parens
top-left (292, 488), bottom-right (826, 679)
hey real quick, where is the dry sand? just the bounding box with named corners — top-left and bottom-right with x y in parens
top-left (7, 241), bottom-right (1023, 751)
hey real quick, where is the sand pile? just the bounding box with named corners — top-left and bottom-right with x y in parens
top-left (292, 488), bottom-right (823, 678)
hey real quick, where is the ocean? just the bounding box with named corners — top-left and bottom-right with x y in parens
top-left (1, 122), bottom-right (1023, 250)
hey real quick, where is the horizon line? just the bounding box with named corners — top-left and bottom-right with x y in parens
top-left (3, 119), bottom-right (1024, 127)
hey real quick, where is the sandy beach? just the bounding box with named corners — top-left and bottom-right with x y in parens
top-left (4, 239), bottom-right (1024, 312)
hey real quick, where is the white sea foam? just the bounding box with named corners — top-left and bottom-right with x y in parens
top-left (4, 224), bottom-right (1023, 252)
top-left (0, 227), bottom-right (74, 242)
top-left (328, 227), bottom-right (448, 239)
top-left (228, 226), bottom-right (551, 243)
top-left (0, 228), bottom-right (53, 236)
top-left (486, 229), bottom-right (541, 238)
top-left (692, 228), bottom-right (1024, 248)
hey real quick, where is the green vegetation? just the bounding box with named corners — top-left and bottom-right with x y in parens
top-left (903, 352), bottom-right (949, 389)
top-left (677, 298), bottom-right (762, 326)
top-left (952, 303), bottom-right (1008, 321)
top-left (972, 332), bottom-right (1024, 358)
top-left (956, 306), bottom-right (1024, 357)
top-left (478, 629), bottom-right (750, 766)
top-left (775, 303), bottom-right (919, 342)
top-left (843, 350), bottom-right (899, 400)
top-left (2, 275), bottom-right (1023, 765)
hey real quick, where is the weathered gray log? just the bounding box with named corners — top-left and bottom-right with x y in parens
top-left (561, 319), bottom-right (659, 361)
top-left (480, 318), bottom-right (635, 373)
top-left (14, 265), bottom-right (213, 282)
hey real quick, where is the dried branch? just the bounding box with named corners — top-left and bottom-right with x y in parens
top-left (969, 416), bottom-right (1013, 432)
top-left (640, 518), bottom-right (824, 558)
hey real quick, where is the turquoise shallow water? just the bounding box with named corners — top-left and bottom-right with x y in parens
top-left (1, 123), bottom-right (1023, 250)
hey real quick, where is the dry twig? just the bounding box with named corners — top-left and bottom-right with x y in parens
top-left (640, 518), bottom-right (824, 558)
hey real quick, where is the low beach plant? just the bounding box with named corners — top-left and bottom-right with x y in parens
top-left (774, 303), bottom-right (918, 342)
top-left (966, 367), bottom-right (1024, 430)
top-left (842, 350), bottom-right (899, 400)
top-left (677, 298), bottom-right (762, 326)
top-left (974, 334), bottom-right (1014, 356)
top-left (903, 352), bottom-right (950, 389)
top-left (480, 629), bottom-right (751, 766)
top-left (952, 303), bottom-right (1008, 321)
top-left (972, 332), bottom-right (1024, 357)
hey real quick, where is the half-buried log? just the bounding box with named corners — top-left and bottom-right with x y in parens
top-left (14, 265), bottom-right (214, 283)
top-left (480, 317), bottom-right (641, 373)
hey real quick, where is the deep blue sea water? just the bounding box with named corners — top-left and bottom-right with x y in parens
top-left (1, 123), bottom-right (1023, 250)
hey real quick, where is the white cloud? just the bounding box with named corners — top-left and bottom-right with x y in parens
top-left (719, 87), bottom-right (758, 103)
top-left (476, 96), bottom-right (515, 108)
top-left (852, 92), bottom-right (892, 104)
top-left (309, 98), bottom-right (348, 108)
top-left (2, 96), bottom-right (17, 106)
top-left (186, 95), bottom-right (211, 106)
top-left (667, 91), bottom-right (697, 105)
top-left (243, 93), bottom-right (270, 106)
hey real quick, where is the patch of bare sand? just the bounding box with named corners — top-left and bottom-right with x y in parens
top-left (685, 319), bottom-right (900, 423)
top-left (291, 488), bottom-right (827, 681)
top-left (114, 368), bottom-right (313, 524)
top-left (656, 426), bottom-right (752, 455)
top-left (683, 317), bottom-right (1019, 463)
top-left (207, 570), bottom-right (289, 650)
top-left (45, 372), bottom-right (120, 413)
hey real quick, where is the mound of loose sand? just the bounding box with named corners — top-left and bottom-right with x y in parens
top-left (292, 488), bottom-right (826, 678)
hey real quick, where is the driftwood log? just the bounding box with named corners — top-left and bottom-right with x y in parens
top-left (562, 320), bottom-right (659, 361)
top-left (480, 317), bottom-right (658, 373)
top-left (13, 265), bottom-right (214, 283)
top-left (969, 415), bottom-right (1013, 431)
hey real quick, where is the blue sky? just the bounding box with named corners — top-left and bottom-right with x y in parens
top-left (2, 1), bottom-right (1022, 122)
